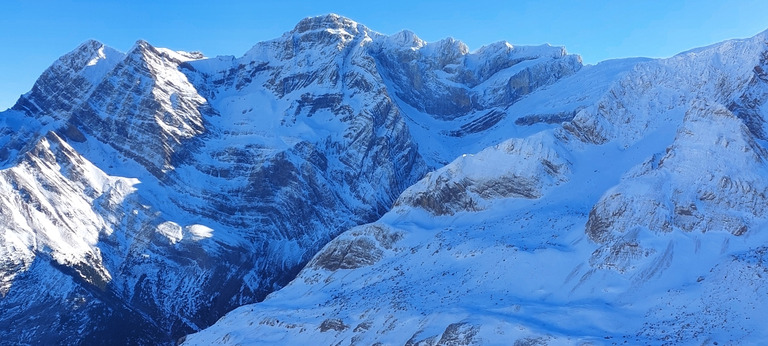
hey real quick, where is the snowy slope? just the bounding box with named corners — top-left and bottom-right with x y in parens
top-left (184, 28), bottom-right (768, 345)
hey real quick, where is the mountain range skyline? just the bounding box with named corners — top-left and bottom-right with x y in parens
top-left (2, 1), bottom-right (767, 110)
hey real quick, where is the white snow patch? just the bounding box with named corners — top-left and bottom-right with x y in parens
top-left (185, 224), bottom-right (213, 240)
top-left (156, 221), bottom-right (183, 244)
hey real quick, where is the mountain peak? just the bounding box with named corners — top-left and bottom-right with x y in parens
top-left (76, 39), bottom-right (104, 53)
top-left (128, 39), bottom-right (155, 55)
top-left (10, 38), bottom-right (122, 116)
top-left (292, 13), bottom-right (363, 34)
top-left (56, 39), bottom-right (111, 69)
top-left (389, 29), bottom-right (426, 48)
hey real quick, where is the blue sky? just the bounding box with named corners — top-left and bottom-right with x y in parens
top-left (2, 0), bottom-right (767, 110)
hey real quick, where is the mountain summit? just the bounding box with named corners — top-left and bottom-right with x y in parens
top-left (2, 14), bottom-right (768, 344)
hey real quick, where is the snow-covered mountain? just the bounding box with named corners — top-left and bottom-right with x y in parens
top-left (182, 17), bottom-right (768, 345)
top-left (3, 13), bottom-right (767, 345)
top-left (0, 14), bottom-right (590, 344)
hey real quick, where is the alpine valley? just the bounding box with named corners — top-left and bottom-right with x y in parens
top-left (2, 14), bottom-right (768, 345)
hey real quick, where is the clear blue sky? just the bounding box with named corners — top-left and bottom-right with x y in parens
top-left (2, 0), bottom-right (767, 110)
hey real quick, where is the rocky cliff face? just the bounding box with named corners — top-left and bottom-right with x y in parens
top-left (182, 22), bottom-right (768, 345)
top-left (394, 133), bottom-right (570, 216)
top-left (0, 14), bottom-right (585, 344)
top-left (372, 33), bottom-right (581, 119)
